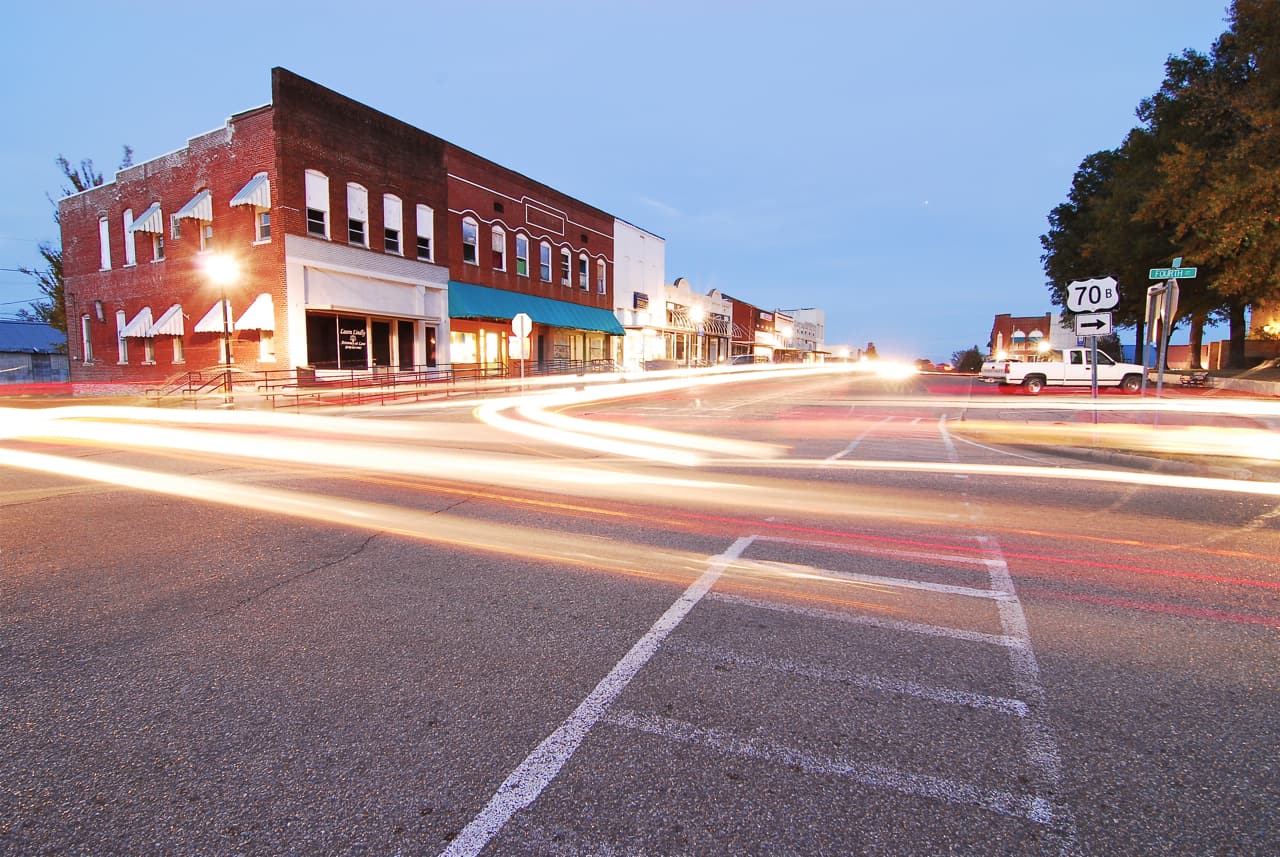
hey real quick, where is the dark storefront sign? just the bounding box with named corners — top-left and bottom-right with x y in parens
top-left (634, 292), bottom-right (649, 310)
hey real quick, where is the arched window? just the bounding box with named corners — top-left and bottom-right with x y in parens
top-left (539, 241), bottom-right (552, 281)
top-left (491, 225), bottom-right (506, 271)
top-left (462, 217), bottom-right (479, 264)
top-left (515, 234), bottom-right (529, 276)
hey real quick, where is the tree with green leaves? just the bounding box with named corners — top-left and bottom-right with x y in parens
top-left (950, 345), bottom-right (984, 373)
top-left (1042, 0), bottom-right (1280, 370)
top-left (17, 147), bottom-right (132, 336)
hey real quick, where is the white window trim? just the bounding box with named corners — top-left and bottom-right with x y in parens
top-left (515, 234), bottom-right (529, 277)
top-left (81, 315), bottom-right (94, 362)
top-left (462, 217), bottom-right (479, 265)
top-left (416, 204), bottom-right (434, 261)
top-left (491, 226), bottom-right (506, 272)
top-left (116, 310), bottom-right (128, 364)
top-left (98, 217), bottom-right (111, 270)
top-left (560, 248), bottom-right (571, 286)
top-left (539, 241), bottom-right (552, 281)
top-left (384, 194), bottom-right (403, 256)
top-left (254, 209), bottom-right (271, 244)
top-left (123, 209), bottom-right (136, 267)
top-left (305, 169), bottom-right (331, 239)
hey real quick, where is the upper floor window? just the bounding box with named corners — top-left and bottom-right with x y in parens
top-left (596, 258), bottom-right (606, 294)
top-left (491, 226), bottom-right (506, 271)
top-left (578, 254), bottom-right (589, 290)
top-left (347, 183), bottom-right (369, 246)
top-left (98, 217), bottom-right (111, 270)
top-left (152, 234), bottom-right (165, 261)
top-left (560, 248), bottom-right (571, 286)
top-left (462, 217), bottom-right (479, 264)
top-left (305, 170), bottom-right (330, 238)
top-left (539, 242), bottom-right (552, 281)
top-left (515, 234), bottom-right (529, 277)
top-left (230, 172), bottom-right (273, 243)
top-left (122, 209), bottom-right (136, 266)
top-left (416, 204), bottom-right (434, 261)
top-left (200, 224), bottom-right (213, 253)
top-left (384, 194), bottom-right (403, 255)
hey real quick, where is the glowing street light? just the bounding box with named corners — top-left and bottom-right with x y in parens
top-left (204, 254), bottom-right (240, 405)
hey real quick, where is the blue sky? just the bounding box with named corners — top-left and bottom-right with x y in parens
top-left (0, 1), bottom-right (1229, 361)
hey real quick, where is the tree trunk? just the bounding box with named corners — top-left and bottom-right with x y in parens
top-left (1188, 312), bottom-right (1205, 370)
top-left (1228, 302), bottom-right (1248, 369)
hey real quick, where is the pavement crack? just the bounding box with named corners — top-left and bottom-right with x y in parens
top-left (208, 531), bottom-right (382, 619)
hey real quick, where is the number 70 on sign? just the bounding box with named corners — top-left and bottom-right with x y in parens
top-left (1065, 276), bottom-right (1120, 312)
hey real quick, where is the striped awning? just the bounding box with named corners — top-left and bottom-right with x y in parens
top-left (234, 293), bottom-right (275, 332)
top-left (128, 203), bottom-right (164, 234)
top-left (194, 300), bottom-right (233, 334)
top-left (120, 306), bottom-right (153, 338)
top-left (230, 172), bottom-right (271, 208)
top-left (174, 189), bottom-right (212, 222)
top-left (147, 304), bottom-right (184, 337)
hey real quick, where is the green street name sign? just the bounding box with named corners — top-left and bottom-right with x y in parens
top-left (1149, 267), bottom-right (1198, 279)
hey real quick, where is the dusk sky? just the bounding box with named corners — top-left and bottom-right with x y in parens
top-left (1, 1), bottom-right (1230, 361)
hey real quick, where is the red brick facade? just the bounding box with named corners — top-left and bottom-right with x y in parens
top-left (59, 67), bottom-right (623, 388)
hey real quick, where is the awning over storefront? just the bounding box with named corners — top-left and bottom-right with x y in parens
top-left (234, 293), bottom-right (275, 331)
top-left (147, 304), bottom-right (184, 337)
top-left (194, 300), bottom-right (234, 334)
top-left (448, 280), bottom-right (624, 335)
top-left (230, 172), bottom-right (271, 208)
top-left (174, 189), bottom-right (213, 222)
top-left (128, 203), bottom-right (164, 234)
top-left (120, 307), bottom-right (153, 338)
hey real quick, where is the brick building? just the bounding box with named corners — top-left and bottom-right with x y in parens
top-left (988, 312), bottom-right (1074, 359)
top-left (60, 68), bottom-right (627, 392)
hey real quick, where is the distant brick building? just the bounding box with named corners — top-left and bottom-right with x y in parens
top-left (988, 312), bottom-right (1075, 359)
top-left (60, 68), bottom-right (629, 392)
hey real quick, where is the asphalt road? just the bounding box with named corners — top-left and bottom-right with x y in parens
top-left (2, 369), bottom-right (1277, 856)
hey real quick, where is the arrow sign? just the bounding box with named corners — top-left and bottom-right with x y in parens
top-left (1074, 312), bottom-right (1113, 337)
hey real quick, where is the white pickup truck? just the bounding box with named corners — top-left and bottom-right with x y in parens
top-left (980, 348), bottom-right (1145, 394)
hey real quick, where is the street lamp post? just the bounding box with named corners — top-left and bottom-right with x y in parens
top-left (204, 255), bottom-right (240, 406)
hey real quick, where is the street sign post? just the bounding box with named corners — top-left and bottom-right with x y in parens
top-left (1067, 279), bottom-right (1121, 403)
top-left (1066, 276), bottom-right (1120, 312)
top-left (1142, 259), bottom-right (1193, 400)
top-left (511, 313), bottom-right (533, 392)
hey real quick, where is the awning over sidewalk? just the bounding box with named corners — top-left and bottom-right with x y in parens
top-left (448, 281), bottom-right (624, 335)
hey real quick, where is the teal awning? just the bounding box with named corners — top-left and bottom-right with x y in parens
top-left (448, 280), bottom-right (624, 335)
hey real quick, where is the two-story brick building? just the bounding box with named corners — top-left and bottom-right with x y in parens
top-left (60, 68), bottom-right (627, 393)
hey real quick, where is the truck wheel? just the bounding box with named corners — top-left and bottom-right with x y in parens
top-left (1023, 375), bottom-right (1045, 395)
top-left (1121, 374), bottom-right (1141, 393)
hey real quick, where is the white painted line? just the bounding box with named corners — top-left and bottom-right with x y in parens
top-left (825, 415), bottom-right (894, 461)
top-left (438, 536), bottom-right (756, 857)
top-left (735, 557), bottom-right (1013, 601)
top-left (977, 540), bottom-right (1065, 784)
top-left (707, 592), bottom-right (1015, 649)
top-left (667, 638), bottom-right (1029, 717)
top-left (606, 709), bottom-right (1058, 826)
top-left (754, 533), bottom-right (993, 568)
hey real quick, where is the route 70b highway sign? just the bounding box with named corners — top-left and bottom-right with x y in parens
top-left (1065, 276), bottom-right (1120, 312)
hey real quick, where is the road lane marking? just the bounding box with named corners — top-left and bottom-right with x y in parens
top-left (754, 533), bottom-right (994, 567)
top-left (665, 638), bottom-right (1029, 717)
top-left (825, 416), bottom-right (894, 461)
top-left (605, 709), bottom-right (1058, 826)
top-left (735, 557), bottom-right (1014, 601)
top-left (707, 592), bottom-right (1015, 648)
top-left (438, 536), bottom-right (756, 857)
